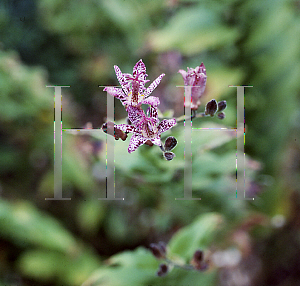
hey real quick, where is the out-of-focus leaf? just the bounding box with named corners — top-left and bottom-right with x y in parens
top-left (77, 199), bottom-right (106, 234)
top-left (149, 7), bottom-right (239, 55)
top-left (62, 134), bottom-right (98, 193)
top-left (82, 243), bottom-right (218, 286)
top-left (105, 208), bottom-right (128, 243)
top-left (0, 199), bottom-right (77, 254)
top-left (244, 0), bottom-right (295, 53)
top-left (17, 249), bottom-right (101, 286)
top-left (168, 213), bottom-right (222, 260)
top-left (82, 247), bottom-right (158, 286)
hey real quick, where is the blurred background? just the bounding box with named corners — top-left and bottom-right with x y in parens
top-left (0, 0), bottom-right (300, 285)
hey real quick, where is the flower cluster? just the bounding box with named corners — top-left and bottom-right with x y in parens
top-left (102, 60), bottom-right (227, 157)
top-left (149, 242), bottom-right (209, 277)
top-left (102, 60), bottom-right (177, 156)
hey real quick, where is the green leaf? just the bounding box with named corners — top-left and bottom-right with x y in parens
top-left (149, 7), bottom-right (239, 55)
top-left (18, 249), bottom-right (101, 286)
top-left (168, 213), bottom-right (222, 260)
top-left (0, 199), bottom-right (77, 253)
top-left (82, 247), bottom-right (159, 286)
top-left (77, 199), bottom-right (106, 234)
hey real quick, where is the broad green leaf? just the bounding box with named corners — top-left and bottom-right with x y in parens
top-left (77, 199), bottom-right (106, 234)
top-left (149, 7), bottom-right (239, 55)
top-left (0, 199), bottom-right (77, 253)
top-left (82, 247), bottom-right (158, 286)
top-left (18, 249), bottom-right (101, 286)
top-left (168, 213), bottom-right (222, 260)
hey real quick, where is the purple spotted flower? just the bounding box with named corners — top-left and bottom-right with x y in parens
top-left (114, 105), bottom-right (176, 153)
top-left (104, 59), bottom-right (164, 109)
top-left (178, 63), bottom-right (207, 110)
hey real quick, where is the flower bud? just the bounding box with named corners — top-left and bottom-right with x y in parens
top-left (157, 263), bottom-right (169, 277)
top-left (149, 243), bottom-right (165, 259)
top-left (158, 241), bottom-right (167, 255)
top-left (193, 250), bottom-right (203, 263)
top-left (164, 136), bottom-right (177, 151)
top-left (217, 112), bottom-right (225, 120)
top-left (164, 152), bottom-right (176, 161)
top-left (217, 100), bottom-right (227, 112)
top-left (178, 63), bottom-right (207, 110)
top-left (190, 250), bottom-right (209, 271)
top-left (205, 99), bottom-right (218, 117)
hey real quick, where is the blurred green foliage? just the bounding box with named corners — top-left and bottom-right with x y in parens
top-left (0, 0), bottom-right (300, 285)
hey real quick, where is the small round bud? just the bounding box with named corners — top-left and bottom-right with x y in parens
top-left (164, 136), bottom-right (177, 151)
top-left (158, 241), bottom-right (167, 256)
top-left (217, 112), bottom-right (225, 120)
top-left (193, 250), bottom-right (203, 263)
top-left (205, 99), bottom-right (218, 117)
top-left (190, 250), bottom-right (204, 269)
top-left (164, 152), bottom-right (175, 161)
top-left (149, 243), bottom-right (165, 259)
top-left (217, 100), bottom-right (227, 112)
top-left (157, 264), bottom-right (168, 277)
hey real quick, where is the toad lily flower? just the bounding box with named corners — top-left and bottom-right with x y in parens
top-left (103, 59), bottom-right (164, 109)
top-left (178, 63), bottom-right (207, 110)
top-left (114, 105), bottom-right (177, 153)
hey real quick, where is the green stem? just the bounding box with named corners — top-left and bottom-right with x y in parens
top-left (165, 258), bottom-right (195, 271)
top-left (174, 112), bottom-right (207, 124)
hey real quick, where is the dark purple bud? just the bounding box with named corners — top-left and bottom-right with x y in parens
top-left (149, 243), bottom-right (165, 259)
top-left (164, 136), bottom-right (177, 151)
top-left (157, 264), bottom-right (168, 277)
top-left (191, 250), bottom-right (208, 270)
top-left (205, 99), bottom-right (218, 117)
top-left (193, 250), bottom-right (203, 263)
top-left (164, 152), bottom-right (175, 161)
top-left (158, 241), bottom-right (167, 256)
top-left (217, 100), bottom-right (227, 112)
top-left (217, 112), bottom-right (225, 120)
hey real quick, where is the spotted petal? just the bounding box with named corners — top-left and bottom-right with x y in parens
top-left (114, 124), bottom-right (136, 133)
top-left (146, 105), bottom-right (158, 120)
top-left (127, 105), bottom-right (145, 126)
top-left (103, 87), bottom-right (126, 101)
top-left (128, 133), bottom-right (147, 153)
top-left (133, 59), bottom-right (147, 78)
top-left (114, 65), bottom-right (130, 95)
top-left (142, 96), bottom-right (160, 107)
top-left (145, 73), bottom-right (165, 97)
top-left (178, 69), bottom-right (191, 86)
top-left (150, 135), bottom-right (162, 146)
top-left (192, 63), bottom-right (207, 105)
top-left (157, 119), bottom-right (177, 135)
